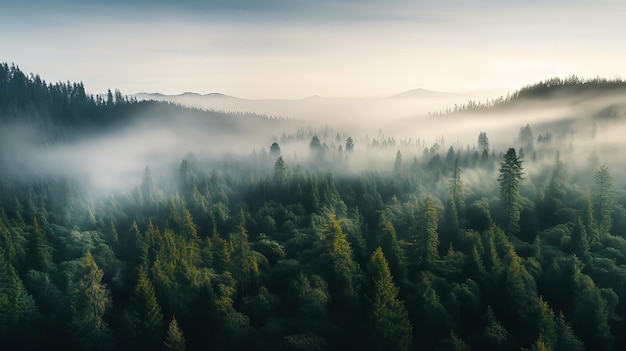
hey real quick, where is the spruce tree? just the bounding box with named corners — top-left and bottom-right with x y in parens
top-left (592, 163), bottom-right (615, 234)
top-left (365, 247), bottom-right (412, 351)
top-left (164, 316), bottom-right (186, 351)
top-left (498, 148), bottom-right (524, 234)
top-left (69, 251), bottom-right (113, 351)
top-left (128, 266), bottom-right (163, 350)
top-left (415, 197), bottom-right (439, 270)
top-left (376, 212), bottom-right (407, 286)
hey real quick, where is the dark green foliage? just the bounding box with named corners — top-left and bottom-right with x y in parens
top-left (126, 267), bottom-right (163, 350)
top-left (274, 156), bottom-right (287, 184)
top-left (270, 142), bottom-right (281, 157)
top-left (2, 64), bottom-right (626, 351)
top-left (498, 148), bottom-right (524, 234)
top-left (164, 316), bottom-right (186, 351)
top-left (0, 253), bottom-right (40, 344)
top-left (365, 247), bottom-right (412, 351)
top-left (592, 164), bottom-right (615, 234)
top-left (415, 197), bottom-right (439, 270)
top-left (68, 251), bottom-right (114, 351)
top-left (376, 212), bottom-right (407, 286)
top-left (27, 216), bottom-right (51, 271)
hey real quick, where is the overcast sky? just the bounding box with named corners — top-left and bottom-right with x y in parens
top-left (2, 0), bottom-right (625, 99)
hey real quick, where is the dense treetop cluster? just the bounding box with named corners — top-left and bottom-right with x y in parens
top-left (1, 64), bottom-right (626, 351)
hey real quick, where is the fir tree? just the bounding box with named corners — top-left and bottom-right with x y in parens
top-left (498, 148), bottom-right (524, 234)
top-left (69, 251), bottom-right (113, 351)
top-left (127, 266), bottom-right (163, 350)
top-left (164, 316), bottom-right (186, 351)
top-left (592, 163), bottom-right (615, 234)
top-left (365, 247), bottom-right (412, 351)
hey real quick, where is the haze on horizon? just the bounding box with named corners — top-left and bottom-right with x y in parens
top-left (2, 0), bottom-right (626, 99)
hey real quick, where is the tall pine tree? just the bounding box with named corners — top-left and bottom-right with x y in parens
top-left (498, 148), bottom-right (524, 234)
top-left (365, 247), bottom-right (412, 351)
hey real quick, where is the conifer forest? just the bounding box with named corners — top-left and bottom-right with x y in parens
top-left (3, 63), bottom-right (626, 351)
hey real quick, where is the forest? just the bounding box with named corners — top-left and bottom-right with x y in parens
top-left (2, 63), bottom-right (626, 351)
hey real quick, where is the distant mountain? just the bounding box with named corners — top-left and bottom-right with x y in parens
top-left (130, 89), bottom-right (490, 124)
top-left (392, 88), bottom-right (459, 99)
top-left (134, 91), bottom-right (242, 101)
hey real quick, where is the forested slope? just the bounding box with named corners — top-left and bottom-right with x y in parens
top-left (1, 65), bottom-right (626, 351)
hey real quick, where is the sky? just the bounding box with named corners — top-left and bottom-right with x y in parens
top-left (2, 0), bottom-right (626, 99)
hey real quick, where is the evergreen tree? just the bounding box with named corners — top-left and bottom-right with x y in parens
top-left (69, 251), bottom-right (113, 351)
top-left (141, 165), bottom-right (156, 206)
top-left (0, 252), bottom-right (39, 343)
top-left (540, 152), bottom-right (567, 227)
top-left (270, 142), bottom-right (281, 157)
top-left (230, 221), bottom-right (260, 295)
top-left (570, 218), bottom-right (590, 262)
top-left (498, 148), bottom-right (524, 234)
top-left (345, 136), bottom-right (355, 153)
top-left (27, 216), bottom-right (51, 271)
top-left (449, 157), bottom-right (465, 213)
top-left (518, 124), bottom-right (534, 151)
top-left (317, 214), bottom-right (361, 341)
top-left (376, 212), bottom-right (407, 286)
top-left (365, 247), bottom-right (412, 351)
top-left (478, 131), bottom-right (490, 152)
top-left (394, 150), bottom-right (403, 174)
top-left (309, 135), bottom-right (324, 160)
top-left (415, 197), bottom-right (439, 270)
top-left (127, 266), bottom-right (163, 350)
top-left (181, 205), bottom-right (201, 267)
top-left (274, 156), bottom-right (287, 184)
top-left (103, 220), bottom-right (119, 251)
top-left (592, 163), bottom-right (615, 234)
top-left (440, 330), bottom-right (471, 351)
top-left (554, 312), bottom-right (584, 351)
top-left (164, 316), bottom-right (186, 351)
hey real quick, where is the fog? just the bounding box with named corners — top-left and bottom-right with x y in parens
top-left (3, 84), bottom-right (626, 193)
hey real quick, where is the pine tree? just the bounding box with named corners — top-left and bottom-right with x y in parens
top-left (415, 197), bottom-right (439, 270)
top-left (365, 247), bottom-right (412, 351)
top-left (141, 165), bottom-right (156, 206)
top-left (394, 150), bottom-right (403, 174)
top-left (273, 156), bottom-right (287, 184)
top-left (181, 205), bottom-right (201, 267)
top-left (345, 136), bottom-right (355, 153)
top-left (317, 214), bottom-right (361, 335)
top-left (28, 216), bottom-right (51, 271)
top-left (376, 212), bottom-right (407, 286)
top-left (270, 142), bottom-right (281, 157)
top-left (440, 330), bottom-right (471, 351)
top-left (570, 218), bottom-right (590, 262)
top-left (592, 163), bottom-right (615, 234)
top-left (478, 131), bottom-right (490, 152)
top-left (0, 252), bottom-right (39, 341)
top-left (518, 124), bottom-right (534, 151)
top-left (128, 266), bottom-right (163, 350)
top-left (104, 220), bottom-right (119, 251)
top-left (449, 157), bottom-right (465, 213)
top-left (164, 316), bottom-right (186, 351)
top-left (69, 251), bottom-right (113, 351)
top-left (498, 148), bottom-right (524, 234)
top-left (230, 221), bottom-right (259, 295)
top-left (554, 312), bottom-right (584, 351)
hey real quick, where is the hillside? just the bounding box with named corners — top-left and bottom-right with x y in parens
top-left (2, 65), bottom-right (626, 351)
top-left (0, 63), bottom-right (286, 142)
top-left (433, 76), bottom-right (626, 116)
